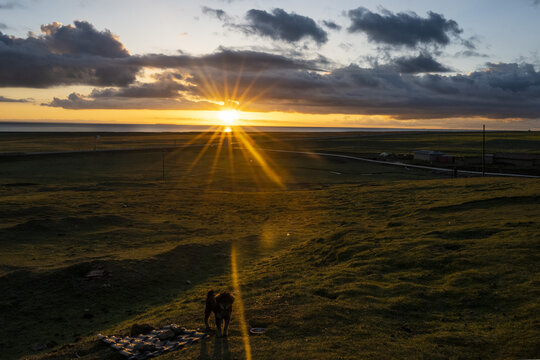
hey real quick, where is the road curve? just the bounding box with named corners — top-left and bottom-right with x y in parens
top-left (1, 144), bottom-right (538, 179)
top-left (261, 148), bottom-right (540, 179)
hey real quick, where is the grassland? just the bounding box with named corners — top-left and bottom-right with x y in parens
top-left (1, 130), bottom-right (538, 156)
top-left (0, 131), bottom-right (539, 360)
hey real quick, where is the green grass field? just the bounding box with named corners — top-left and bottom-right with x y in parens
top-left (0, 131), bottom-right (539, 360)
top-left (1, 131), bottom-right (538, 156)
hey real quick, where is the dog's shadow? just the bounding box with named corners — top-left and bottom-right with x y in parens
top-left (198, 336), bottom-right (231, 360)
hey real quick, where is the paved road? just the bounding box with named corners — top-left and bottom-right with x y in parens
top-left (261, 148), bottom-right (540, 179)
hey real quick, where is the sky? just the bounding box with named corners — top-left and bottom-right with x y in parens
top-left (1, 0), bottom-right (540, 129)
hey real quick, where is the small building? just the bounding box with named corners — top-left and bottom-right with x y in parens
top-left (414, 150), bottom-right (445, 163)
top-left (436, 154), bottom-right (455, 163)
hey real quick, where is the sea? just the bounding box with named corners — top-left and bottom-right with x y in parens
top-left (0, 122), bottom-right (468, 133)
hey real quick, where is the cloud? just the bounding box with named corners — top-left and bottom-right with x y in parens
top-left (454, 50), bottom-right (488, 58)
top-left (251, 62), bottom-right (540, 120)
top-left (0, 95), bottom-right (28, 102)
top-left (45, 92), bottom-right (214, 110)
top-left (89, 72), bottom-right (188, 98)
top-left (40, 21), bottom-right (129, 58)
top-left (391, 53), bottom-right (451, 73)
top-left (0, 21), bottom-right (136, 87)
top-left (347, 7), bottom-right (462, 48)
top-left (0, 23), bottom-right (6, 29)
top-left (201, 6), bottom-right (230, 21)
top-left (44, 71), bottom-right (216, 110)
top-left (132, 48), bottom-right (327, 72)
top-left (202, 62), bottom-right (540, 120)
top-left (0, 20), bottom-right (325, 89)
top-left (322, 20), bottom-right (342, 31)
top-left (46, 54), bottom-right (540, 121)
top-left (238, 8), bottom-right (328, 44)
top-left (4, 20), bottom-right (537, 122)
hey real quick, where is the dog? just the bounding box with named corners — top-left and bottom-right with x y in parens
top-left (204, 290), bottom-right (234, 337)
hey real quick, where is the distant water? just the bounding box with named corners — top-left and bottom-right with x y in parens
top-left (0, 122), bottom-right (464, 133)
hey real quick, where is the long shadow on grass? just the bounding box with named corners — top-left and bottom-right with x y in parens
top-left (0, 242), bottom-right (231, 360)
top-left (427, 195), bottom-right (539, 213)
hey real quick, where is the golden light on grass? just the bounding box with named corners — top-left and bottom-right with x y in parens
top-left (231, 244), bottom-right (253, 360)
top-left (234, 127), bottom-right (284, 188)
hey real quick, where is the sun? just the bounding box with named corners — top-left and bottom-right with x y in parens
top-left (219, 109), bottom-right (238, 125)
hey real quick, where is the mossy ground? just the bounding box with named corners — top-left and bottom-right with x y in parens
top-left (0, 132), bottom-right (538, 360)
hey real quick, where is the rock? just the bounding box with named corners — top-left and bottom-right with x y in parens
top-left (157, 329), bottom-right (176, 340)
top-left (85, 269), bottom-right (105, 278)
top-left (134, 342), bottom-right (157, 352)
top-left (185, 280), bottom-right (192, 285)
top-left (170, 324), bottom-right (187, 335)
top-left (119, 349), bottom-right (133, 357)
top-left (130, 324), bottom-right (155, 337)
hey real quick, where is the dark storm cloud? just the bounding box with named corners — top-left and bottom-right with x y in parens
top-left (322, 20), bottom-right (342, 31)
top-left (0, 21), bottom-right (136, 87)
top-left (347, 7), bottom-right (462, 48)
top-left (0, 95), bottom-right (28, 102)
top-left (239, 8), bottom-right (328, 44)
top-left (391, 53), bottom-right (451, 73)
top-left (201, 6), bottom-right (230, 21)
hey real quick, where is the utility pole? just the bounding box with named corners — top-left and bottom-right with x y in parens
top-left (162, 149), bottom-right (165, 181)
top-left (482, 124), bottom-right (485, 177)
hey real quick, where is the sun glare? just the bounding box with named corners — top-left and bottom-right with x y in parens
top-left (219, 109), bottom-right (238, 125)
top-left (224, 126), bottom-right (232, 133)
